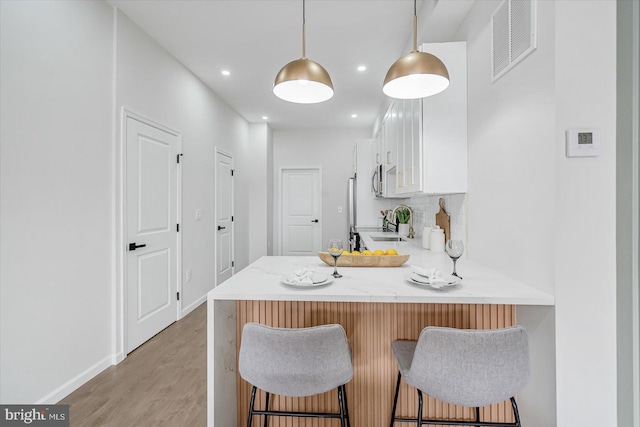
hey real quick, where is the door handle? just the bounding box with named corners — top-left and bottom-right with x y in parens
top-left (128, 243), bottom-right (146, 251)
top-left (217, 226), bottom-right (226, 230)
top-left (311, 219), bottom-right (319, 223)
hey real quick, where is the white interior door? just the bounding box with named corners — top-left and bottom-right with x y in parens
top-left (126, 117), bottom-right (178, 353)
top-left (215, 149), bottom-right (234, 286)
top-left (281, 168), bottom-right (322, 255)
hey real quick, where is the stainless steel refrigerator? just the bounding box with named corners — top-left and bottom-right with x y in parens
top-left (348, 175), bottom-right (359, 252)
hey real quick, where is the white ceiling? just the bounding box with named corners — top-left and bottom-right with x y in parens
top-left (108, 0), bottom-right (473, 130)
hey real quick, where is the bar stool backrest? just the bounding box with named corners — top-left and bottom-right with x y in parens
top-left (406, 326), bottom-right (530, 408)
top-left (239, 323), bottom-right (353, 398)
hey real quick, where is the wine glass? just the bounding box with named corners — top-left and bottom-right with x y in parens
top-left (445, 240), bottom-right (464, 279)
top-left (328, 239), bottom-right (344, 278)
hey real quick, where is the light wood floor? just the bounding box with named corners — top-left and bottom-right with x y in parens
top-left (61, 303), bottom-right (207, 426)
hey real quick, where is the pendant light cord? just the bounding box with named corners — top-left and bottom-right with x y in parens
top-left (302, 0), bottom-right (306, 58)
top-left (413, 0), bottom-right (418, 52)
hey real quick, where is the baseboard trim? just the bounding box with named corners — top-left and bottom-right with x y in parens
top-left (181, 294), bottom-right (207, 318)
top-left (36, 356), bottom-right (112, 404)
top-left (112, 351), bottom-right (125, 365)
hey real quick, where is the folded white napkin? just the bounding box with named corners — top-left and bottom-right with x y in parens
top-left (411, 265), bottom-right (439, 278)
top-left (288, 268), bottom-right (315, 285)
top-left (411, 265), bottom-right (449, 288)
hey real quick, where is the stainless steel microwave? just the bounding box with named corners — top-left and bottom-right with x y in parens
top-left (371, 164), bottom-right (383, 197)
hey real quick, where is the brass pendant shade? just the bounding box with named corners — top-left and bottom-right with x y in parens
top-left (383, 51), bottom-right (449, 99)
top-left (383, 2), bottom-right (449, 99)
top-left (273, 0), bottom-right (334, 104)
top-left (274, 58), bottom-right (334, 104)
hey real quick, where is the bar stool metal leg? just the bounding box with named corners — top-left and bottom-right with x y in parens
top-left (475, 407), bottom-right (480, 423)
top-left (389, 371), bottom-right (402, 427)
top-left (338, 386), bottom-right (345, 426)
top-left (247, 386), bottom-right (257, 427)
top-left (341, 384), bottom-right (351, 427)
top-left (417, 390), bottom-right (424, 427)
top-left (510, 397), bottom-right (521, 427)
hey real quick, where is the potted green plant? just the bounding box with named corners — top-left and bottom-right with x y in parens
top-left (395, 208), bottom-right (411, 237)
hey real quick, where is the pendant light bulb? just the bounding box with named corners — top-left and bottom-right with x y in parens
top-left (383, 0), bottom-right (449, 99)
top-left (273, 0), bottom-right (334, 104)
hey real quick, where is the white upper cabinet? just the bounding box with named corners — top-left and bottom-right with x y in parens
top-left (419, 41), bottom-right (467, 195)
top-left (372, 129), bottom-right (381, 167)
top-left (378, 41), bottom-right (467, 197)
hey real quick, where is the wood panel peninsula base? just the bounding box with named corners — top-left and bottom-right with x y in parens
top-left (237, 301), bottom-right (515, 427)
top-left (207, 256), bottom-right (554, 427)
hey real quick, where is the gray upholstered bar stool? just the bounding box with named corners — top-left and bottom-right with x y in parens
top-left (239, 323), bottom-right (353, 427)
top-left (389, 326), bottom-right (530, 427)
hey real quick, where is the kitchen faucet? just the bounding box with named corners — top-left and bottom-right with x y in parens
top-left (390, 205), bottom-right (415, 239)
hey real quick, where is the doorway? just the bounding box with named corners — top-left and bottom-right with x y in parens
top-left (279, 167), bottom-right (322, 256)
top-left (215, 148), bottom-right (234, 286)
top-left (122, 113), bottom-right (181, 354)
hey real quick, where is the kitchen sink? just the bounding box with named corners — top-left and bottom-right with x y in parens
top-left (370, 236), bottom-right (403, 242)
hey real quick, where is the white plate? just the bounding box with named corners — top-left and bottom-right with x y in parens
top-left (410, 272), bottom-right (457, 284)
top-left (404, 273), bottom-right (459, 289)
top-left (281, 274), bottom-right (334, 287)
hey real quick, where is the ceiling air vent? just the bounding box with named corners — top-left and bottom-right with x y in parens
top-left (491, 0), bottom-right (537, 82)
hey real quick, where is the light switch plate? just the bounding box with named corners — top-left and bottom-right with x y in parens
top-left (566, 128), bottom-right (601, 157)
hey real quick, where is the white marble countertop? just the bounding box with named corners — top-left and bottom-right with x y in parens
top-left (208, 250), bottom-right (554, 306)
top-left (206, 235), bottom-right (554, 426)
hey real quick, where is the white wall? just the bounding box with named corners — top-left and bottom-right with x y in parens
top-left (0, 0), bottom-right (115, 403)
top-left (454, 3), bottom-right (557, 423)
top-left (554, 2), bottom-right (617, 426)
top-left (0, 1), bottom-right (254, 403)
top-left (247, 123), bottom-right (273, 262)
top-left (115, 10), bottom-right (251, 322)
top-left (273, 128), bottom-right (370, 253)
top-left (616, 1), bottom-right (640, 425)
top-left (454, 1), bottom-right (618, 426)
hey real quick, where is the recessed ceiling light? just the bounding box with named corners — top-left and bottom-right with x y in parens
top-left (357, 65), bottom-right (367, 72)
top-left (221, 70), bottom-right (231, 76)
top-left (262, 116), bottom-right (269, 120)
top-left (351, 114), bottom-right (358, 118)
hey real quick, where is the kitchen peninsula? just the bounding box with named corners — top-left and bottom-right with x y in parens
top-left (207, 236), bottom-right (554, 427)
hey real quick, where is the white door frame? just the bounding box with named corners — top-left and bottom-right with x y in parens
top-left (276, 165), bottom-right (322, 256)
top-left (113, 108), bottom-right (182, 364)
top-left (214, 147), bottom-right (235, 286)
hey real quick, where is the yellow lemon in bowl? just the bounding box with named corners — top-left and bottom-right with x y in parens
top-left (361, 250), bottom-right (372, 256)
top-left (373, 249), bottom-right (385, 256)
top-left (385, 248), bottom-right (398, 255)
top-left (342, 250), bottom-right (351, 255)
top-left (351, 250), bottom-right (361, 255)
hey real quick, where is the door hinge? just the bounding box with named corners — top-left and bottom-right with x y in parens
top-left (177, 292), bottom-right (180, 301)
top-left (177, 224), bottom-right (180, 232)
top-left (232, 261), bottom-right (235, 267)
top-left (177, 153), bottom-right (183, 163)
top-left (231, 169), bottom-right (235, 176)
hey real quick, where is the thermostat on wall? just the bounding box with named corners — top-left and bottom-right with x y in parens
top-left (565, 128), bottom-right (601, 157)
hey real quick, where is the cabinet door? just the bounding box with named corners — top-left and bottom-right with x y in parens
top-left (373, 129), bottom-right (381, 166)
top-left (395, 100), bottom-right (404, 193)
top-left (384, 109), bottom-right (395, 169)
top-left (404, 99), bottom-right (414, 193)
top-left (410, 99), bottom-right (423, 193)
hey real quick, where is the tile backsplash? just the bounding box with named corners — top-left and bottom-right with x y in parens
top-left (406, 193), bottom-right (467, 243)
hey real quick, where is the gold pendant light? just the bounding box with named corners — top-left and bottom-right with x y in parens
top-left (383, 0), bottom-right (449, 99)
top-left (273, 0), bottom-right (334, 104)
